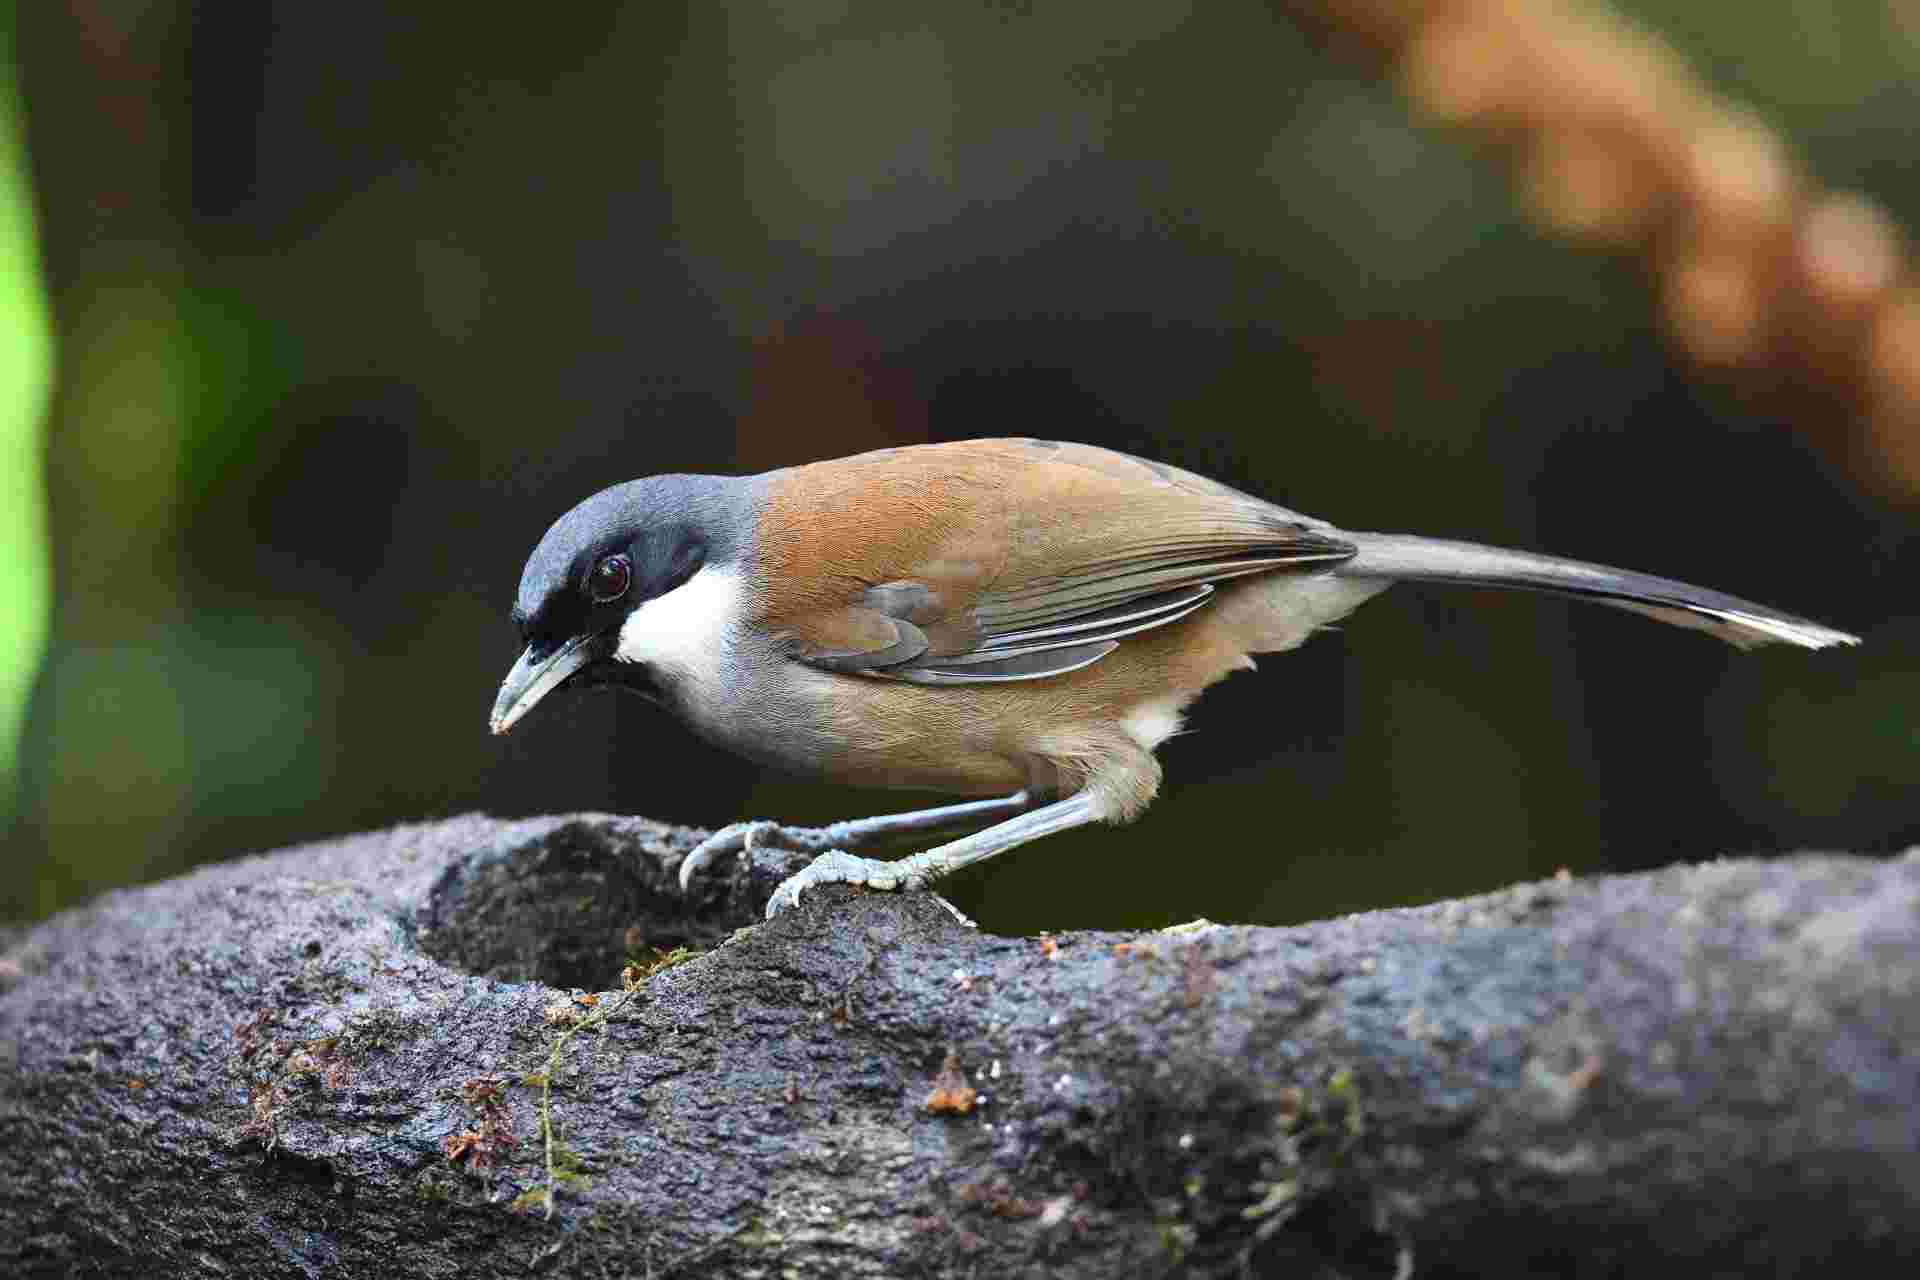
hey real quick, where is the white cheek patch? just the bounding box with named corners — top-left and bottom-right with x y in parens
top-left (615, 567), bottom-right (742, 689)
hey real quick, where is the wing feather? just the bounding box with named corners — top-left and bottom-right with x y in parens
top-left (756, 439), bottom-right (1355, 683)
top-left (894, 640), bottom-right (1119, 684)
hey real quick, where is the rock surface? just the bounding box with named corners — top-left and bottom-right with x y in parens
top-left (2, 814), bottom-right (1916, 1277)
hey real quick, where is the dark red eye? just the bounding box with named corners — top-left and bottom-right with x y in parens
top-left (588, 553), bottom-right (631, 604)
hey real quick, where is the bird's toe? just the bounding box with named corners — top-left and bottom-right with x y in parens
top-left (764, 850), bottom-right (904, 919)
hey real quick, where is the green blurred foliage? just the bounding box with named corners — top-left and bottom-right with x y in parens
top-left (5, 1), bottom-right (1916, 931)
top-left (0, 10), bottom-right (52, 818)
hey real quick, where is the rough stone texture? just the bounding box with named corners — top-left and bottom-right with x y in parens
top-left (2, 814), bottom-right (1917, 1277)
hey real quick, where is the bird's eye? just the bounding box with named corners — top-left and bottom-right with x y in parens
top-left (588, 553), bottom-right (632, 604)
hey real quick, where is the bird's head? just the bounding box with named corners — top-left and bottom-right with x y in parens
top-left (489, 473), bottom-right (751, 734)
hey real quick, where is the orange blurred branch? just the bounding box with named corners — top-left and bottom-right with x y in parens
top-left (1282, 0), bottom-right (1920, 500)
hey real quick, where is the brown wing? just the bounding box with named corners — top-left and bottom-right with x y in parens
top-left (752, 439), bottom-right (1355, 684)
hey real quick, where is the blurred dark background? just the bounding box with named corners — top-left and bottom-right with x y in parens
top-left (5, 1), bottom-right (1916, 933)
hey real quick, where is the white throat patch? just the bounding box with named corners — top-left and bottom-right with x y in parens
top-left (614, 566), bottom-right (741, 691)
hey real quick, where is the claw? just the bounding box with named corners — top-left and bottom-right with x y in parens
top-left (678, 820), bottom-right (777, 893)
top-left (764, 850), bottom-right (921, 920)
top-left (764, 877), bottom-right (807, 919)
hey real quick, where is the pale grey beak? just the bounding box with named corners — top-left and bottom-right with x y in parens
top-left (490, 637), bottom-right (596, 735)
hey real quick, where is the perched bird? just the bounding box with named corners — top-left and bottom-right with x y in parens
top-left (490, 438), bottom-right (1856, 918)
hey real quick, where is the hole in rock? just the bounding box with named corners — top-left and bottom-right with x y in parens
top-left (413, 818), bottom-right (737, 989)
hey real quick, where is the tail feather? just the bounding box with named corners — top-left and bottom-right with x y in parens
top-left (1338, 533), bottom-right (1858, 652)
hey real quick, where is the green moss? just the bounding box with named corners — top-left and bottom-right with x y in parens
top-left (412, 1171), bottom-right (457, 1204)
top-left (550, 1142), bottom-right (591, 1189)
top-left (1321, 1067), bottom-right (1367, 1148)
top-left (509, 1187), bottom-right (552, 1215)
top-left (1156, 1218), bottom-right (1195, 1264)
top-left (636, 945), bottom-right (701, 977)
top-left (734, 1217), bottom-right (782, 1248)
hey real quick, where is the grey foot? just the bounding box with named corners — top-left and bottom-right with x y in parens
top-left (765, 850), bottom-right (927, 919)
top-left (679, 820), bottom-right (839, 893)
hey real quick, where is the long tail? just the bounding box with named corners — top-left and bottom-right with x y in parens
top-left (1337, 533), bottom-right (1858, 651)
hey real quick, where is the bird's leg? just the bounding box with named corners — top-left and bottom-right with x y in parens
top-left (763, 790), bottom-right (1104, 919)
top-left (677, 791), bottom-right (1034, 893)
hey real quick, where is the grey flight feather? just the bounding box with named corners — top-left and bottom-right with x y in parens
top-left (968, 584), bottom-right (1215, 654)
top-left (893, 640), bottom-right (1119, 685)
top-left (868, 586), bottom-right (1215, 684)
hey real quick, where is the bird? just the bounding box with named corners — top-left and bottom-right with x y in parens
top-left (489, 437), bottom-right (1857, 919)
